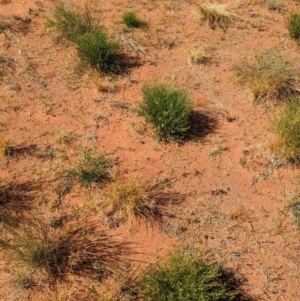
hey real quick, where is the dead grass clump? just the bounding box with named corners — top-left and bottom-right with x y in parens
top-left (234, 49), bottom-right (299, 104)
top-left (0, 133), bottom-right (10, 156)
top-left (101, 179), bottom-right (182, 224)
top-left (199, 4), bottom-right (232, 32)
top-left (0, 217), bottom-right (127, 291)
top-left (188, 47), bottom-right (211, 65)
top-left (53, 129), bottom-right (76, 147)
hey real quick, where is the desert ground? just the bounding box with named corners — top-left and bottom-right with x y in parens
top-left (1, 0), bottom-right (300, 300)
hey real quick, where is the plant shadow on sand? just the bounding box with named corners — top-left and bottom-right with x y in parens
top-left (185, 110), bottom-right (219, 142)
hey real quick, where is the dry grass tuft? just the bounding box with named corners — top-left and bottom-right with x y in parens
top-left (0, 133), bottom-right (10, 156)
top-left (199, 3), bottom-right (232, 32)
top-left (234, 49), bottom-right (300, 104)
top-left (0, 216), bottom-right (129, 295)
top-left (188, 47), bottom-right (211, 65)
top-left (53, 129), bottom-right (76, 147)
top-left (101, 178), bottom-right (183, 225)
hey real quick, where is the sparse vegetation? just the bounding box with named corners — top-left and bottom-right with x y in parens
top-left (76, 149), bottom-right (113, 187)
top-left (288, 12), bottom-right (300, 43)
top-left (234, 49), bottom-right (299, 103)
top-left (139, 84), bottom-right (193, 140)
top-left (199, 4), bottom-right (231, 32)
top-left (137, 251), bottom-right (245, 301)
top-left (51, 3), bottom-right (121, 74)
top-left (0, 217), bottom-right (124, 286)
top-left (76, 30), bottom-right (120, 73)
top-left (289, 198), bottom-right (300, 230)
top-left (51, 3), bottom-right (93, 42)
top-left (270, 97), bottom-right (300, 163)
top-left (53, 129), bottom-right (76, 147)
top-left (188, 47), bottom-right (211, 65)
top-left (266, 0), bottom-right (282, 11)
top-left (122, 11), bottom-right (145, 28)
top-left (101, 179), bottom-right (182, 224)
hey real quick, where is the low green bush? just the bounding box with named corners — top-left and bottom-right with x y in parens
top-left (137, 251), bottom-right (244, 301)
top-left (270, 97), bottom-right (300, 163)
top-left (288, 12), bottom-right (300, 43)
top-left (76, 30), bottom-right (120, 73)
top-left (139, 84), bottom-right (193, 140)
top-left (122, 11), bottom-right (145, 28)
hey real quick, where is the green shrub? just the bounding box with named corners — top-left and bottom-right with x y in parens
top-left (139, 84), bottom-right (193, 140)
top-left (76, 30), bottom-right (120, 73)
top-left (288, 12), bottom-right (300, 42)
top-left (77, 149), bottom-right (113, 187)
top-left (234, 49), bottom-right (299, 103)
top-left (137, 251), bottom-right (244, 301)
top-left (122, 11), bottom-right (144, 28)
top-left (51, 3), bottom-right (93, 42)
top-left (270, 97), bottom-right (300, 163)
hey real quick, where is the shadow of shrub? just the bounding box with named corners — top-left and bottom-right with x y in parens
top-left (185, 110), bottom-right (218, 141)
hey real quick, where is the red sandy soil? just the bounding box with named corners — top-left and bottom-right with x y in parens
top-left (1, 0), bottom-right (300, 300)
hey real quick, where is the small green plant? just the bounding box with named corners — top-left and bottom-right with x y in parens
top-left (139, 84), bottom-right (193, 140)
top-left (76, 30), bottom-right (120, 73)
top-left (137, 251), bottom-right (246, 301)
top-left (288, 12), bottom-right (300, 43)
top-left (270, 97), bottom-right (300, 163)
top-left (51, 3), bottom-right (93, 42)
top-left (102, 179), bottom-right (182, 224)
top-left (76, 149), bottom-right (113, 187)
top-left (122, 11), bottom-right (145, 28)
top-left (235, 49), bottom-right (299, 103)
top-left (289, 198), bottom-right (300, 230)
top-left (199, 4), bottom-right (231, 32)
